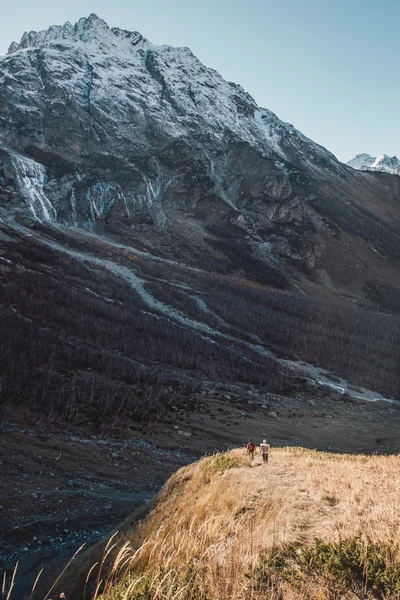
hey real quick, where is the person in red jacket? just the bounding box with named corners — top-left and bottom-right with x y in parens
top-left (246, 439), bottom-right (256, 460)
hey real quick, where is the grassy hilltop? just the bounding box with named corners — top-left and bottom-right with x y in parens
top-left (27, 448), bottom-right (400, 599)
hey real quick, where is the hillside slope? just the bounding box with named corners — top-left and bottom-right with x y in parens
top-left (1, 15), bottom-right (400, 423)
top-left (39, 448), bottom-right (400, 600)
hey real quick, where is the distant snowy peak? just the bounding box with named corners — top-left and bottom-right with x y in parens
top-left (7, 13), bottom-right (147, 56)
top-left (347, 153), bottom-right (400, 175)
top-left (347, 154), bottom-right (375, 170)
top-left (372, 154), bottom-right (400, 171)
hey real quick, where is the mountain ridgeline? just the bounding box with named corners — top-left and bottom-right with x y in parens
top-left (347, 153), bottom-right (400, 175)
top-left (1, 14), bottom-right (400, 425)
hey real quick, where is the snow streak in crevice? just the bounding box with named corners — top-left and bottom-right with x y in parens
top-left (9, 222), bottom-right (398, 405)
top-left (11, 154), bottom-right (57, 222)
top-left (9, 223), bottom-right (273, 370)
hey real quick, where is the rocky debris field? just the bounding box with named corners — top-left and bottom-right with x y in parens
top-left (0, 409), bottom-right (196, 598)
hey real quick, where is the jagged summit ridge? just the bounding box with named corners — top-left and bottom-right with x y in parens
top-left (3, 13), bottom-right (338, 178)
top-left (347, 153), bottom-right (400, 175)
top-left (372, 154), bottom-right (400, 170)
top-left (0, 13), bottom-right (340, 275)
top-left (1, 12), bottom-right (394, 281)
top-left (7, 13), bottom-right (147, 56)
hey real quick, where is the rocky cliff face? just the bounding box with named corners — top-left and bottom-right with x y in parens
top-left (1, 15), bottom-right (400, 421)
top-left (0, 13), bottom-right (356, 277)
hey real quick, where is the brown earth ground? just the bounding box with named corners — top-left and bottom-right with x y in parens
top-left (2, 389), bottom-right (400, 598)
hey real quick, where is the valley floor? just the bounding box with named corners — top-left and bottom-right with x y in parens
top-left (2, 391), bottom-right (400, 598)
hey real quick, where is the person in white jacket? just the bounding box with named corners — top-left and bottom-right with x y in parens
top-left (260, 440), bottom-right (270, 463)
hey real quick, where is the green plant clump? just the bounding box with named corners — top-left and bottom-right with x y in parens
top-left (208, 453), bottom-right (244, 472)
top-left (253, 535), bottom-right (400, 599)
top-left (99, 561), bottom-right (209, 600)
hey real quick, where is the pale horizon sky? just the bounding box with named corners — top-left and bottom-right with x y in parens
top-left (1, 0), bottom-right (399, 162)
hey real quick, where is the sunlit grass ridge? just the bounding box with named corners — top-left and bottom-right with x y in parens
top-left (16, 447), bottom-right (400, 600)
top-left (96, 448), bottom-right (400, 599)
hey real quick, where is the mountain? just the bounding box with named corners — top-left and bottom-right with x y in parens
top-left (347, 153), bottom-right (376, 170)
top-left (347, 153), bottom-right (400, 175)
top-left (1, 14), bottom-right (400, 421)
top-left (3, 14), bottom-right (400, 578)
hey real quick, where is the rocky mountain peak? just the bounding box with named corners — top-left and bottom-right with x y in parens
top-left (372, 154), bottom-right (400, 168)
top-left (1, 14), bottom-right (341, 176)
top-left (347, 152), bottom-right (400, 175)
top-left (6, 13), bottom-right (146, 56)
top-left (346, 153), bottom-right (375, 169)
top-left (0, 13), bottom-right (393, 281)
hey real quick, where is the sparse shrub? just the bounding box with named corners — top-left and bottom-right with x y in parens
top-left (99, 572), bottom-right (152, 600)
top-left (250, 547), bottom-right (288, 598)
top-left (98, 562), bottom-right (210, 600)
top-left (253, 536), bottom-right (400, 600)
top-left (205, 452), bottom-right (245, 473)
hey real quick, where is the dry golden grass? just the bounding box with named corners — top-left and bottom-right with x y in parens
top-left (122, 447), bottom-right (400, 554)
top-left (90, 448), bottom-right (400, 599)
top-left (11, 448), bottom-right (400, 599)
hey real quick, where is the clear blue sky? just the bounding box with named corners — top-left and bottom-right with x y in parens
top-left (1, 0), bottom-right (399, 162)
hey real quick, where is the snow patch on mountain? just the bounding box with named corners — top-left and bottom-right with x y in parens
top-left (3, 14), bottom-right (338, 169)
top-left (11, 153), bottom-right (56, 221)
top-left (347, 153), bottom-right (375, 170)
top-left (347, 153), bottom-right (400, 175)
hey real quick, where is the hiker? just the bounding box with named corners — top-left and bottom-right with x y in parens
top-left (246, 439), bottom-right (256, 460)
top-left (260, 439), bottom-right (271, 463)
